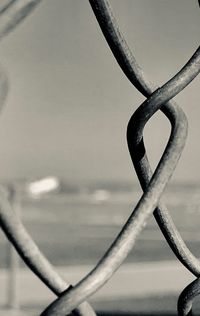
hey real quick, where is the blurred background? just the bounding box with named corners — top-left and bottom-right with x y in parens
top-left (0, 0), bottom-right (199, 315)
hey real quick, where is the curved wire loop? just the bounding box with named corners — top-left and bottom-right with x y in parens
top-left (0, 2), bottom-right (96, 316)
top-left (88, 0), bottom-right (200, 278)
top-left (40, 26), bottom-right (200, 316)
top-left (177, 277), bottom-right (200, 316)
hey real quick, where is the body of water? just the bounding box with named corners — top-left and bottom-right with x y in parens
top-left (0, 182), bottom-right (200, 268)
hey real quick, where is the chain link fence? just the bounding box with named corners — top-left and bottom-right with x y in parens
top-left (0, 1), bottom-right (199, 315)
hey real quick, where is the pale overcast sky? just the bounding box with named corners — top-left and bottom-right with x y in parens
top-left (0, 0), bottom-right (199, 183)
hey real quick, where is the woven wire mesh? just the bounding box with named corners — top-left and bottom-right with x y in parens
top-left (0, 1), bottom-right (199, 315)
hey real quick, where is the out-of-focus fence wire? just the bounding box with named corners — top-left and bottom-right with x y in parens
top-left (0, 2), bottom-right (96, 316)
top-left (0, 1), bottom-right (199, 316)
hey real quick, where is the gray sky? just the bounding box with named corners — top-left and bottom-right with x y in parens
top-left (0, 0), bottom-right (199, 183)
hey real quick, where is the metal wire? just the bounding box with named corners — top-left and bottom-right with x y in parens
top-left (0, 1), bottom-right (16, 15)
top-left (177, 278), bottom-right (200, 316)
top-left (0, 189), bottom-right (96, 316)
top-left (0, 2), bottom-right (96, 316)
top-left (88, 0), bottom-right (200, 278)
top-left (40, 48), bottom-right (200, 316)
top-left (0, 0), bottom-right (43, 40)
top-left (0, 1), bottom-right (199, 315)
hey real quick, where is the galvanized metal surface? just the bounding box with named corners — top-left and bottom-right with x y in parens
top-left (0, 1), bottom-right (199, 316)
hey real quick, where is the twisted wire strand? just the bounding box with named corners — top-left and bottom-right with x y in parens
top-left (0, 2), bottom-right (96, 316)
top-left (88, 0), bottom-right (200, 278)
top-left (40, 43), bottom-right (200, 316)
top-left (178, 277), bottom-right (200, 316)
